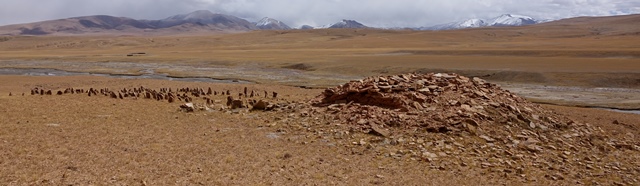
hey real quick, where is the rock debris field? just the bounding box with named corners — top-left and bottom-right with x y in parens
top-left (19, 73), bottom-right (640, 185)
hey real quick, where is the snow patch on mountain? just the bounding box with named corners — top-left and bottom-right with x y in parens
top-left (328, 19), bottom-right (368, 29)
top-left (255, 17), bottom-right (291, 30)
top-left (487, 14), bottom-right (538, 26)
top-left (164, 10), bottom-right (215, 21)
top-left (422, 14), bottom-right (542, 30)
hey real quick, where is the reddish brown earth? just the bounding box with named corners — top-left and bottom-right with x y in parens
top-left (0, 75), bottom-right (638, 185)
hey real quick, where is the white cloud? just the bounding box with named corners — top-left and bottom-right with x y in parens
top-left (0, 0), bottom-right (638, 27)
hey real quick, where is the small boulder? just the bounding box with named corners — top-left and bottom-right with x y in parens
top-left (231, 100), bottom-right (244, 109)
top-left (180, 103), bottom-right (195, 112)
top-left (370, 124), bottom-right (390, 137)
top-left (252, 100), bottom-right (269, 110)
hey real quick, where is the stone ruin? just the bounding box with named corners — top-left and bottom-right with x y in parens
top-left (312, 72), bottom-right (571, 137)
top-left (297, 73), bottom-right (639, 182)
top-left (15, 73), bottom-right (639, 183)
top-left (27, 86), bottom-right (280, 113)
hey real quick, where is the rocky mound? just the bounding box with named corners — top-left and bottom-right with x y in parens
top-left (291, 73), bottom-right (638, 184)
top-left (313, 73), bottom-right (569, 136)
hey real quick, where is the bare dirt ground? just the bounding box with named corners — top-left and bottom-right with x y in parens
top-left (1, 17), bottom-right (639, 184)
top-left (0, 75), bottom-right (638, 185)
top-left (0, 76), bottom-right (499, 185)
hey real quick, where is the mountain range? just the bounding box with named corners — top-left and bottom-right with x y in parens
top-left (0, 10), bottom-right (260, 35)
top-left (421, 14), bottom-right (545, 30)
top-left (255, 17), bottom-right (291, 30)
top-left (0, 10), bottom-right (559, 35)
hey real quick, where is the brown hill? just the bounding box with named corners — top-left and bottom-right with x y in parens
top-left (521, 14), bottom-right (640, 37)
top-left (0, 10), bottom-right (257, 36)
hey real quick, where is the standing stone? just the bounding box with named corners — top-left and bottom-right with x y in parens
top-left (231, 100), bottom-right (244, 109)
top-left (226, 96), bottom-right (233, 106)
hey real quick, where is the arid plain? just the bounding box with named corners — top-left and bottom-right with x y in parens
top-left (1, 14), bottom-right (639, 185)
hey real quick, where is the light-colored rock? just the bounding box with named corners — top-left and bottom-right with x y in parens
top-left (180, 103), bottom-right (195, 112)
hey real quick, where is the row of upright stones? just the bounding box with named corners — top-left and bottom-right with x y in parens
top-left (26, 86), bottom-right (279, 111)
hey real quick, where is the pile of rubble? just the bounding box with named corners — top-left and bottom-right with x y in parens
top-left (283, 73), bottom-right (639, 184)
top-left (312, 73), bottom-right (569, 136)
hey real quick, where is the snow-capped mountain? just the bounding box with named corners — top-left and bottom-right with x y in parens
top-left (255, 17), bottom-right (291, 30)
top-left (328, 19), bottom-right (368, 29)
top-left (425, 18), bottom-right (486, 30)
top-left (422, 14), bottom-right (541, 30)
top-left (487, 14), bottom-right (538, 26)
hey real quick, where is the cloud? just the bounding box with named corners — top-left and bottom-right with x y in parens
top-left (0, 0), bottom-right (638, 27)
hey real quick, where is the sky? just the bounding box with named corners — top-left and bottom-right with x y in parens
top-left (0, 0), bottom-right (639, 28)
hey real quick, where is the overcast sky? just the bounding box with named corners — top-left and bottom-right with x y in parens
top-left (1, 0), bottom-right (638, 27)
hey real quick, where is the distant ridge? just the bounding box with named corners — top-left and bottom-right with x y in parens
top-left (421, 14), bottom-right (543, 30)
top-left (1, 11), bottom-right (638, 35)
top-left (0, 10), bottom-right (258, 35)
top-left (328, 19), bottom-right (368, 29)
top-left (255, 17), bottom-right (291, 30)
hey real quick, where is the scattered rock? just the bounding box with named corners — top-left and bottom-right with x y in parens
top-left (479, 135), bottom-right (496, 143)
top-left (180, 103), bottom-right (195, 112)
top-left (231, 100), bottom-right (244, 109)
top-left (252, 100), bottom-right (269, 111)
top-left (370, 124), bottom-right (390, 137)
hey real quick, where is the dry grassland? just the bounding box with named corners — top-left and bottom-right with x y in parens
top-left (1, 24), bottom-right (639, 88)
